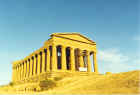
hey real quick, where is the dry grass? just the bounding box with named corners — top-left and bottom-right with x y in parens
top-left (42, 70), bottom-right (140, 94)
top-left (0, 70), bottom-right (140, 94)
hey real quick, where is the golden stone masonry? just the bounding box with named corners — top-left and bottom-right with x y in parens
top-left (12, 33), bottom-right (98, 85)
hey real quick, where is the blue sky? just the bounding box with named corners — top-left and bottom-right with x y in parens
top-left (0, 0), bottom-right (139, 85)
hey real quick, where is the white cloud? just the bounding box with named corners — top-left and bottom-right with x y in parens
top-left (98, 48), bottom-right (129, 63)
top-left (97, 48), bottom-right (140, 73)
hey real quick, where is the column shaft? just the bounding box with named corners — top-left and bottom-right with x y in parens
top-left (30, 58), bottom-right (33, 77)
top-left (47, 48), bottom-right (50, 71)
top-left (42, 51), bottom-right (46, 73)
top-left (87, 51), bottom-right (92, 72)
top-left (93, 52), bottom-right (98, 73)
top-left (61, 46), bottom-right (66, 70)
top-left (17, 66), bottom-right (19, 81)
top-left (52, 45), bottom-right (57, 71)
top-left (19, 64), bottom-right (21, 81)
top-left (27, 60), bottom-right (30, 78)
top-left (15, 67), bottom-right (17, 81)
top-left (79, 50), bottom-right (84, 68)
top-left (24, 61), bottom-right (27, 78)
top-left (70, 47), bottom-right (75, 71)
top-left (22, 62), bottom-right (24, 80)
top-left (20, 64), bottom-right (23, 80)
top-left (37, 53), bottom-right (41, 74)
top-left (33, 56), bottom-right (37, 75)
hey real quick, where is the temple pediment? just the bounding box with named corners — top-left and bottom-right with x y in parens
top-left (51, 33), bottom-right (96, 45)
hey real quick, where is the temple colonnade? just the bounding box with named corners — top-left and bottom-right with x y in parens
top-left (12, 44), bottom-right (98, 82)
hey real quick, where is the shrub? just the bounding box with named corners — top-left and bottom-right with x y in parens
top-left (39, 79), bottom-right (56, 90)
top-left (54, 77), bottom-right (62, 81)
top-left (9, 82), bottom-right (14, 86)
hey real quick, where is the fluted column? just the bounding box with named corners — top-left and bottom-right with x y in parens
top-left (24, 61), bottom-right (27, 79)
top-left (61, 46), bottom-right (66, 70)
top-left (20, 63), bottom-right (23, 80)
top-left (19, 64), bottom-right (21, 80)
top-left (15, 66), bottom-right (18, 81)
top-left (42, 50), bottom-right (46, 73)
top-left (70, 47), bottom-right (75, 71)
top-left (20, 64), bottom-right (22, 80)
top-left (79, 49), bottom-right (84, 68)
top-left (34, 55), bottom-right (37, 75)
top-left (17, 65), bottom-right (19, 81)
top-left (37, 53), bottom-right (41, 74)
top-left (22, 63), bottom-right (24, 79)
top-left (15, 67), bottom-right (17, 81)
top-left (15, 65), bottom-right (17, 81)
top-left (87, 51), bottom-right (92, 72)
top-left (31, 57), bottom-right (34, 76)
top-left (93, 52), bottom-right (98, 73)
top-left (18, 64), bottom-right (20, 81)
top-left (16, 65), bottom-right (18, 81)
top-left (47, 48), bottom-right (50, 71)
top-left (52, 45), bottom-right (57, 71)
top-left (30, 57), bottom-right (33, 77)
top-left (22, 62), bottom-right (24, 80)
top-left (27, 59), bottom-right (30, 78)
top-left (18, 65), bottom-right (20, 81)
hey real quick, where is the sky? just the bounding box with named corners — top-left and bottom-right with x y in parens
top-left (0, 0), bottom-right (139, 85)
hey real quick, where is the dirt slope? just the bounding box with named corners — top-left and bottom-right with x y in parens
top-left (42, 70), bottom-right (140, 94)
top-left (0, 70), bottom-right (139, 94)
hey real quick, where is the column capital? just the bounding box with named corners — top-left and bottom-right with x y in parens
top-left (52, 43), bottom-right (57, 47)
top-left (70, 47), bottom-right (75, 50)
top-left (61, 45), bottom-right (66, 48)
top-left (86, 50), bottom-right (91, 55)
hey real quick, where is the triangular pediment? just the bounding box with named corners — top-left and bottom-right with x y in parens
top-left (51, 33), bottom-right (96, 45)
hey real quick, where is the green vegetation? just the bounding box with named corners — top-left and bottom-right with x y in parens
top-left (39, 79), bottom-right (56, 90)
top-left (54, 77), bottom-right (62, 81)
top-left (9, 82), bottom-right (14, 86)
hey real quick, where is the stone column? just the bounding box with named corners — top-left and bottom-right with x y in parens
top-left (70, 47), bottom-right (75, 71)
top-left (42, 50), bottom-right (46, 73)
top-left (16, 66), bottom-right (18, 81)
top-left (93, 52), bottom-right (98, 73)
top-left (24, 61), bottom-right (27, 79)
top-left (37, 53), bottom-right (41, 74)
top-left (61, 46), bottom-right (66, 70)
top-left (20, 63), bottom-right (22, 80)
top-left (34, 55), bottom-right (37, 75)
top-left (18, 65), bottom-right (20, 81)
top-left (17, 65), bottom-right (19, 81)
top-left (79, 49), bottom-right (84, 68)
top-left (15, 66), bottom-right (17, 81)
top-left (47, 48), bottom-right (50, 71)
top-left (20, 64), bottom-right (22, 80)
top-left (27, 59), bottom-right (30, 78)
top-left (31, 57), bottom-right (34, 76)
top-left (21, 62), bottom-right (24, 80)
top-left (30, 57), bottom-right (33, 77)
top-left (87, 51), bottom-right (92, 72)
top-left (52, 45), bottom-right (57, 71)
top-left (19, 63), bottom-right (21, 80)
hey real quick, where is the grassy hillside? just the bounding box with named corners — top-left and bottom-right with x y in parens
top-left (41, 70), bottom-right (140, 94)
top-left (0, 70), bottom-right (139, 94)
